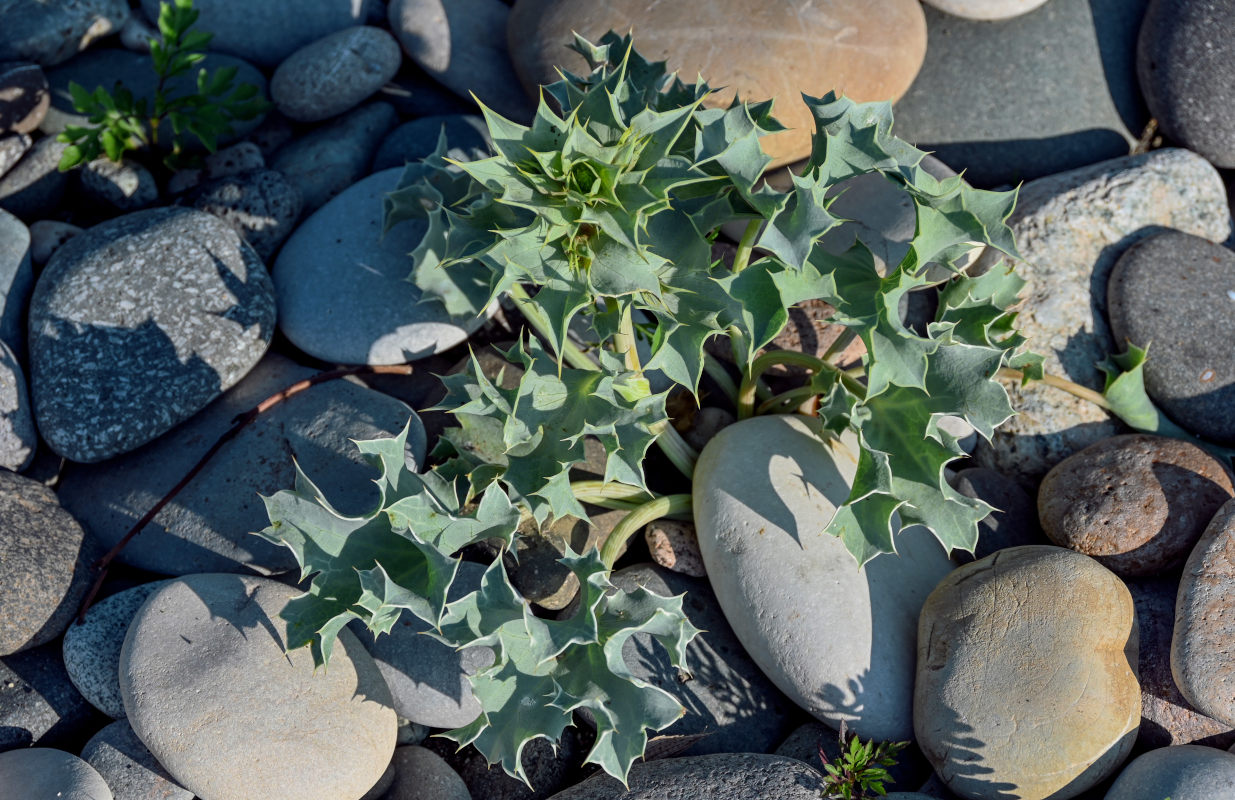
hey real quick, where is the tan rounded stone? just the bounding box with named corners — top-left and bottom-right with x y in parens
top-left (505, 0), bottom-right (927, 167)
top-left (915, 546), bottom-right (1140, 800)
top-left (1037, 434), bottom-right (1234, 577)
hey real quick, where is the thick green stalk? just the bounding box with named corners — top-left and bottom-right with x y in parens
top-left (996, 367), bottom-right (1112, 411)
top-left (570, 480), bottom-right (655, 510)
top-left (652, 421), bottom-right (698, 479)
top-left (731, 219), bottom-right (762, 274)
top-left (601, 493), bottom-right (693, 568)
top-left (701, 352), bottom-right (739, 405)
top-left (508, 284), bottom-right (600, 372)
top-left (757, 385), bottom-right (820, 415)
top-left (738, 351), bottom-right (866, 419)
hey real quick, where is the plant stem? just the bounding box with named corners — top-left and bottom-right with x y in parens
top-left (757, 385), bottom-right (820, 415)
top-left (569, 480), bottom-right (655, 510)
top-left (701, 352), bottom-right (739, 405)
top-left (738, 351), bottom-right (866, 419)
top-left (613, 299), bottom-right (641, 374)
top-left (652, 420), bottom-right (698, 479)
top-left (508, 284), bottom-right (600, 372)
top-left (821, 327), bottom-right (859, 366)
top-left (601, 493), bottom-right (693, 568)
top-left (731, 219), bottom-right (762, 274)
top-left (996, 367), bottom-right (1113, 411)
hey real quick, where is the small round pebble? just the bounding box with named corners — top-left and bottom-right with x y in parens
top-left (644, 519), bottom-right (706, 578)
top-left (27, 219), bottom-right (81, 266)
top-left (0, 748), bottom-right (112, 800)
top-left (271, 26), bottom-right (402, 122)
top-left (1037, 433), bottom-right (1234, 577)
top-left (80, 157), bottom-right (158, 211)
top-left (189, 169), bottom-right (302, 260)
top-left (81, 719), bottom-right (192, 800)
top-left (384, 746), bottom-right (470, 800)
top-left (62, 581), bottom-right (168, 719)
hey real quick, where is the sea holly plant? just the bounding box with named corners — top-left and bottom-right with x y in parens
top-left (56, 0), bottom-right (269, 171)
top-left (260, 33), bottom-right (1044, 786)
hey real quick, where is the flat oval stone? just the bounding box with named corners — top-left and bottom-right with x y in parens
top-left (915, 546), bottom-right (1140, 800)
top-left (139, 0), bottom-right (382, 68)
top-left (274, 168), bottom-right (483, 365)
top-left (0, 62), bottom-right (49, 134)
top-left (0, 470), bottom-right (99, 656)
top-left (544, 753), bottom-right (827, 799)
top-left (271, 26), bottom-right (402, 122)
top-left (0, 207), bottom-right (32, 350)
top-left (0, 748), bottom-right (112, 800)
top-left (58, 352), bottom-right (426, 576)
top-left (972, 149), bottom-right (1232, 480)
top-left (1108, 231), bottom-right (1235, 443)
top-left (921, 0), bottom-right (1049, 19)
top-left (0, 135), bottom-right (68, 219)
top-left (80, 157), bottom-right (158, 211)
top-left (1173, 498), bottom-right (1235, 728)
top-left (0, 0), bottom-right (128, 66)
top-left (0, 132), bottom-right (31, 181)
top-left (383, 746), bottom-right (470, 800)
top-left (1138, 0), bottom-right (1235, 168)
top-left (693, 414), bottom-right (954, 741)
top-left (1106, 744), bottom-right (1235, 800)
top-left (62, 581), bottom-right (169, 718)
top-left (372, 114), bottom-right (491, 172)
top-left (119, 574), bottom-right (396, 800)
top-left (507, 0), bottom-right (926, 168)
top-left (1038, 434), bottom-right (1234, 577)
top-left (29, 206), bottom-right (275, 462)
top-left (81, 719), bottom-right (192, 800)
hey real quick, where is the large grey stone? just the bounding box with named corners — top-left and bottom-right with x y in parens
top-left (972, 149), bottom-right (1233, 480)
top-left (119, 574), bottom-right (397, 800)
top-left (372, 114), bottom-right (491, 172)
top-left (0, 0), bottom-right (128, 66)
top-left (62, 581), bottom-right (169, 719)
top-left (270, 100), bottom-right (398, 214)
top-left (0, 207), bottom-right (32, 353)
top-left (0, 134), bottom-right (69, 219)
top-left (0, 642), bottom-right (100, 752)
top-left (1107, 231), bottom-right (1235, 443)
top-left (58, 352), bottom-right (426, 576)
top-left (692, 414), bottom-right (954, 742)
top-left (390, 0), bottom-right (530, 120)
top-left (0, 341), bottom-right (35, 470)
top-left (0, 748), bottom-right (112, 800)
top-left (1138, 0), bottom-right (1235, 169)
top-left (0, 471), bottom-right (99, 656)
top-left (604, 563), bottom-right (800, 755)
top-left (274, 168), bottom-right (484, 364)
top-left (81, 719), bottom-right (192, 800)
top-left (41, 49), bottom-right (268, 143)
top-left (916, 546), bottom-right (1140, 800)
top-left (1105, 744), bottom-right (1235, 800)
top-left (271, 26), bottom-right (402, 122)
top-left (28, 206), bottom-right (276, 463)
top-left (544, 753), bottom-right (828, 799)
top-left (140, 0), bottom-right (382, 68)
top-left (383, 746), bottom-right (470, 800)
top-left (1173, 498), bottom-right (1235, 728)
top-left (892, 0), bottom-right (1149, 187)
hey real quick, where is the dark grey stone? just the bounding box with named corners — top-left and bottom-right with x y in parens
top-left (0, 0), bottom-right (129, 66)
top-left (270, 26), bottom-right (402, 122)
top-left (0, 341), bottom-right (35, 470)
top-left (0, 135), bottom-right (70, 219)
top-left (41, 49), bottom-right (268, 144)
top-left (950, 467), bottom-right (1044, 562)
top-left (424, 729), bottom-right (587, 800)
top-left (891, 0), bottom-right (1149, 187)
top-left (0, 642), bottom-right (102, 753)
top-left (81, 719), bottom-right (192, 800)
top-left (272, 168), bottom-right (483, 364)
top-left (356, 562), bottom-right (493, 729)
top-left (384, 746), bottom-right (470, 800)
top-left (0, 207), bottom-right (32, 353)
top-left (270, 100), bottom-right (398, 214)
top-left (57, 353), bottom-right (426, 576)
top-left (389, 0), bottom-right (532, 121)
top-left (1108, 231), bottom-right (1235, 443)
top-left (0, 470), bottom-right (99, 656)
top-left (0, 133), bottom-right (31, 181)
top-left (80, 157), bottom-right (158, 211)
top-left (0, 748), bottom-right (113, 798)
top-left (189, 169), bottom-right (302, 260)
top-left (373, 114), bottom-right (491, 172)
top-left (375, 63), bottom-right (475, 119)
top-left (1106, 745), bottom-right (1235, 800)
top-left (774, 722), bottom-right (930, 792)
top-left (545, 753), bottom-right (828, 800)
top-left (62, 582), bottom-right (168, 719)
top-left (27, 219), bottom-right (81, 267)
top-left (601, 563), bottom-right (801, 757)
top-left (29, 206), bottom-right (275, 463)
top-left (0, 62), bottom-right (49, 134)
top-left (1138, 0), bottom-right (1235, 168)
top-left (140, 0), bottom-right (383, 68)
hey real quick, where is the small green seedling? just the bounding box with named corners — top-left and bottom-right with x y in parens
top-left (819, 722), bottom-right (908, 800)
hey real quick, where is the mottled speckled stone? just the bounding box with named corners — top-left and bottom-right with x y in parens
top-left (0, 135), bottom-right (68, 219)
top-left (0, 0), bottom-right (129, 66)
top-left (544, 753), bottom-right (828, 799)
top-left (0, 471), bottom-right (99, 656)
top-left (28, 206), bottom-right (275, 462)
top-left (189, 169), bottom-right (302, 260)
top-left (271, 26), bottom-right (401, 122)
top-left (62, 581), bottom-right (169, 719)
top-left (80, 157), bottom-right (158, 211)
top-left (0, 341), bottom-right (35, 471)
top-left (0, 208), bottom-right (31, 350)
top-left (81, 719), bottom-right (192, 800)
top-left (972, 149), bottom-right (1233, 480)
top-left (0, 748), bottom-right (112, 800)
